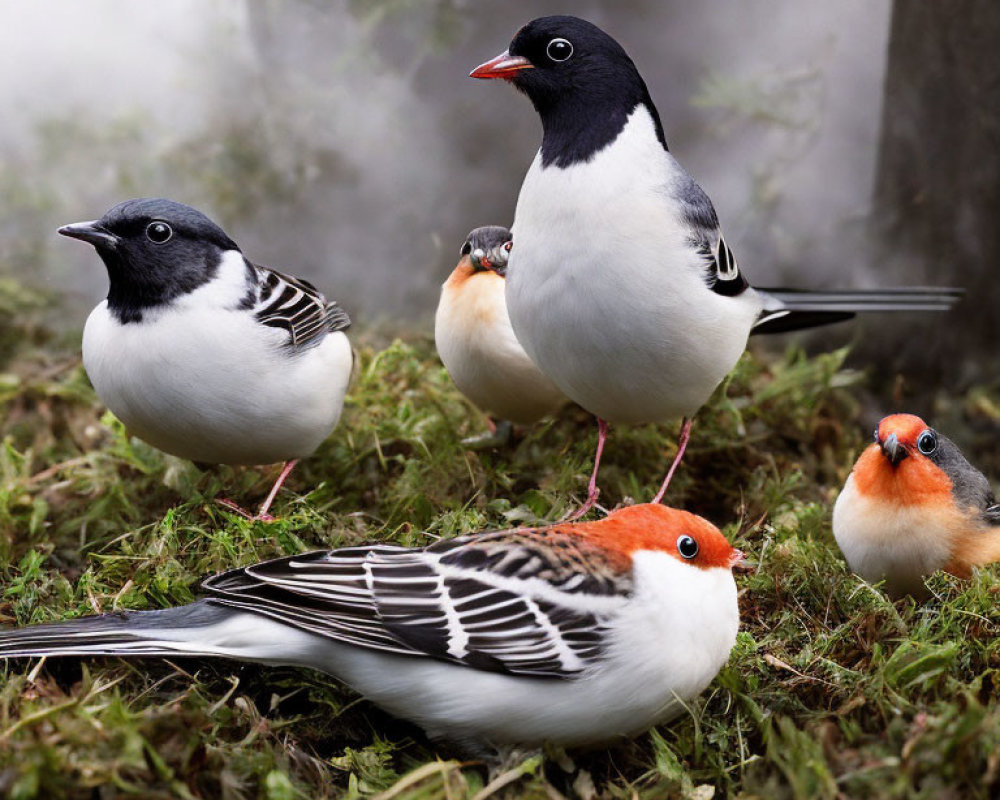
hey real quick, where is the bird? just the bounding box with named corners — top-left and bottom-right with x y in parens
top-left (833, 414), bottom-right (1000, 597)
top-left (470, 15), bottom-right (962, 517)
top-left (435, 225), bottom-right (566, 448)
top-left (0, 502), bottom-right (742, 750)
top-left (58, 198), bottom-right (353, 520)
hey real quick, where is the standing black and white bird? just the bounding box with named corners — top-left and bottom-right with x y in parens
top-left (471, 16), bottom-right (961, 516)
top-left (0, 503), bottom-right (742, 749)
top-left (436, 226), bottom-right (566, 447)
top-left (59, 198), bottom-right (353, 519)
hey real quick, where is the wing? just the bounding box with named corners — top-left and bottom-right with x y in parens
top-left (203, 529), bottom-right (633, 679)
top-left (673, 171), bottom-right (749, 297)
top-left (252, 264), bottom-right (351, 350)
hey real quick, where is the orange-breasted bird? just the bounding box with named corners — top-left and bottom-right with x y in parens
top-left (435, 226), bottom-right (566, 447)
top-left (833, 413), bottom-right (1000, 596)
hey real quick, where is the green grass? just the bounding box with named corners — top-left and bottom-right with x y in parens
top-left (1, 292), bottom-right (999, 799)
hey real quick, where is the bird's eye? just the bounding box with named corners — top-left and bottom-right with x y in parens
top-left (916, 429), bottom-right (938, 455)
top-left (503, 241), bottom-right (512, 253)
top-left (676, 535), bottom-right (699, 560)
top-left (460, 241), bottom-right (471, 256)
top-left (546, 38), bottom-right (573, 62)
top-left (145, 222), bottom-right (173, 244)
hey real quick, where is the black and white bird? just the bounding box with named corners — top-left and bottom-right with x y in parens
top-left (435, 226), bottom-right (566, 447)
top-left (59, 198), bottom-right (353, 519)
top-left (0, 503), bottom-right (742, 749)
top-left (471, 16), bottom-right (961, 516)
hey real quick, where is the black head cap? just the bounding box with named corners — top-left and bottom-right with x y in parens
top-left (474, 16), bottom-right (666, 167)
top-left (59, 198), bottom-right (240, 323)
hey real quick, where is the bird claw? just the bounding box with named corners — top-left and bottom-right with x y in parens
top-left (461, 420), bottom-right (514, 450)
top-left (560, 490), bottom-right (602, 522)
top-left (216, 498), bottom-right (277, 523)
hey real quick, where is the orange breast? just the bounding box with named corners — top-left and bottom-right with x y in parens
top-left (852, 444), bottom-right (954, 506)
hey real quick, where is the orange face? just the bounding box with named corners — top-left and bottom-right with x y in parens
top-left (569, 503), bottom-right (742, 570)
top-left (854, 414), bottom-right (953, 505)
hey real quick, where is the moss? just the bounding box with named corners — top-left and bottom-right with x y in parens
top-left (0, 301), bottom-right (999, 798)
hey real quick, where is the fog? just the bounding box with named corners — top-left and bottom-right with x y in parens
top-left (0, 0), bottom-right (890, 322)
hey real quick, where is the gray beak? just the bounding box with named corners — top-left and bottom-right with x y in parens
top-left (58, 220), bottom-right (120, 250)
top-left (881, 433), bottom-right (907, 466)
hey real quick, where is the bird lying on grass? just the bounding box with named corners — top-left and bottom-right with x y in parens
top-left (59, 198), bottom-right (353, 520)
top-left (833, 413), bottom-right (1000, 596)
top-left (0, 503), bottom-right (742, 750)
top-left (435, 226), bottom-right (566, 448)
top-left (471, 15), bottom-right (962, 518)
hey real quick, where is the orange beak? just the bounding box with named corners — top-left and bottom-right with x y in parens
top-left (470, 50), bottom-right (534, 80)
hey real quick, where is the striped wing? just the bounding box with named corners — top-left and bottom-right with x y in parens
top-left (203, 529), bottom-right (633, 678)
top-left (697, 235), bottom-right (748, 297)
top-left (253, 265), bottom-right (351, 350)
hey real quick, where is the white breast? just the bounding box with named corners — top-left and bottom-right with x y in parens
top-left (82, 251), bottom-right (353, 466)
top-left (506, 107), bottom-right (762, 424)
top-left (435, 269), bottom-right (566, 425)
top-left (832, 474), bottom-right (957, 596)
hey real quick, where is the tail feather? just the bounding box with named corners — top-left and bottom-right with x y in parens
top-left (753, 287), bottom-right (963, 335)
top-left (0, 601), bottom-right (233, 660)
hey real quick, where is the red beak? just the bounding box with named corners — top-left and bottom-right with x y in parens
top-left (470, 50), bottom-right (534, 80)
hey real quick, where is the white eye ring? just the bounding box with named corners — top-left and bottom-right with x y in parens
top-left (676, 535), bottom-right (699, 560)
top-left (916, 430), bottom-right (937, 455)
top-left (145, 221), bottom-right (173, 244)
top-left (546, 38), bottom-right (573, 62)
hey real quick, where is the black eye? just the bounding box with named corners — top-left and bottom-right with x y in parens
top-left (146, 222), bottom-right (172, 244)
top-left (546, 38), bottom-right (573, 62)
top-left (916, 429), bottom-right (938, 455)
top-left (676, 535), bottom-right (698, 560)
top-left (503, 241), bottom-right (512, 252)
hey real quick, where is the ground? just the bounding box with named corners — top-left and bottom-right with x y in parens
top-left (1, 287), bottom-right (999, 799)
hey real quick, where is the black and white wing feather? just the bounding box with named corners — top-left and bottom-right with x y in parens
top-left (251, 264), bottom-right (351, 350)
top-left (204, 529), bottom-right (633, 679)
top-left (673, 172), bottom-right (749, 297)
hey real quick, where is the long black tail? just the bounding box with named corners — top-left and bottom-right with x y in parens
top-left (752, 287), bottom-right (963, 335)
top-left (0, 601), bottom-right (234, 660)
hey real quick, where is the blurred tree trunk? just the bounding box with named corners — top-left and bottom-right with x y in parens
top-left (871, 0), bottom-right (1000, 385)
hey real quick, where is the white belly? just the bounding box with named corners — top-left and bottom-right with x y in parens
top-left (435, 271), bottom-right (566, 425)
top-left (82, 302), bottom-right (352, 465)
top-left (507, 113), bottom-right (761, 424)
top-left (832, 474), bottom-right (957, 596)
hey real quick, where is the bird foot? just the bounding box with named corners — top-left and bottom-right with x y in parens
top-left (216, 498), bottom-right (277, 522)
top-left (461, 419), bottom-right (514, 450)
top-left (560, 490), bottom-right (602, 522)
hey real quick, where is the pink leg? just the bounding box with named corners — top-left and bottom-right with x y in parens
top-left (217, 459), bottom-right (299, 522)
top-left (652, 418), bottom-right (691, 504)
top-left (257, 459), bottom-right (299, 520)
top-left (564, 418), bottom-right (609, 521)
